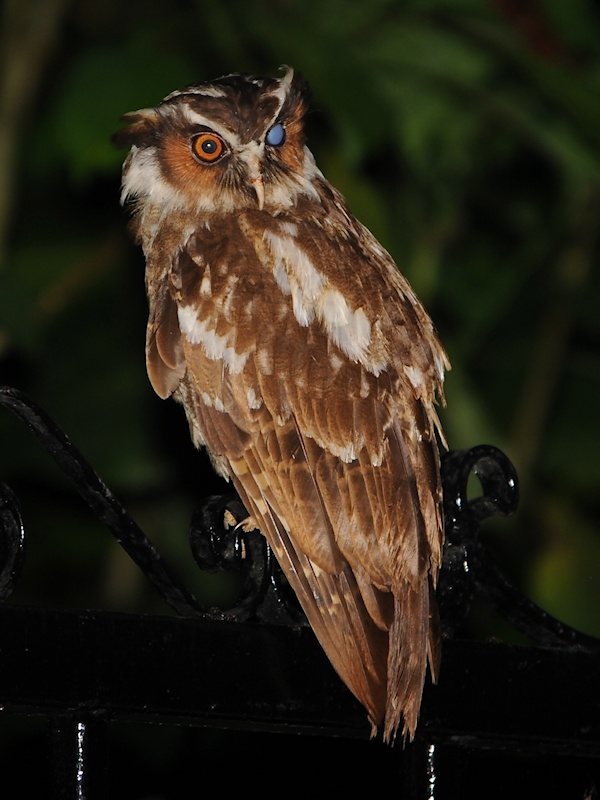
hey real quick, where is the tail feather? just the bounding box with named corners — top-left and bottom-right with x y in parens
top-left (384, 585), bottom-right (433, 744)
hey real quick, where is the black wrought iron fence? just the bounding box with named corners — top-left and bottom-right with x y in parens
top-left (1, 385), bottom-right (599, 799)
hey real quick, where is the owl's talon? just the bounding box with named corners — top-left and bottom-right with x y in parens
top-left (223, 509), bottom-right (237, 529)
top-left (235, 516), bottom-right (259, 534)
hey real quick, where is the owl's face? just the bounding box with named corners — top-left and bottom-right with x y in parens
top-left (115, 68), bottom-right (321, 217)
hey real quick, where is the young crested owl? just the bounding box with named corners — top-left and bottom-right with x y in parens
top-left (115, 67), bottom-right (449, 743)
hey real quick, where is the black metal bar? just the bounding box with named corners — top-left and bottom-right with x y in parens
top-left (0, 603), bottom-right (599, 755)
top-left (2, 387), bottom-right (600, 796)
top-left (0, 603), bottom-right (363, 737)
top-left (0, 481), bottom-right (26, 600)
top-left (400, 742), bottom-right (438, 800)
top-left (48, 715), bottom-right (108, 800)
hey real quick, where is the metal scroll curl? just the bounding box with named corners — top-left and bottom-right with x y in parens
top-left (439, 444), bottom-right (600, 649)
top-left (189, 494), bottom-right (305, 624)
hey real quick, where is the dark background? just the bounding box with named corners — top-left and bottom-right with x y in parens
top-left (1, 1), bottom-right (600, 796)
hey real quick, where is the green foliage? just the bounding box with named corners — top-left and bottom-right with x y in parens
top-left (1, 0), bottom-right (599, 635)
top-left (43, 40), bottom-right (192, 181)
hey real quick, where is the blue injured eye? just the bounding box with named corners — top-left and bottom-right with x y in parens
top-left (266, 123), bottom-right (286, 147)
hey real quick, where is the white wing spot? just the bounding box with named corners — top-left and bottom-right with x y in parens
top-left (178, 304), bottom-right (249, 373)
top-left (329, 352), bottom-right (345, 373)
top-left (199, 268), bottom-right (211, 295)
top-left (256, 346), bottom-right (274, 375)
top-left (263, 231), bottom-right (324, 327)
top-left (279, 221), bottom-right (298, 237)
top-left (327, 441), bottom-right (357, 463)
top-left (317, 290), bottom-right (371, 362)
top-left (200, 391), bottom-right (226, 413)
top-left (260, 232), bottom-right (386, 373)
top-left (404, 364), bottom-right (425, 390)
top-left (246, 387), bottom-right (262, 410)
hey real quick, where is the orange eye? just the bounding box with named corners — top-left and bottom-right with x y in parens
top-left (191, 132), bottom-right (226, 163)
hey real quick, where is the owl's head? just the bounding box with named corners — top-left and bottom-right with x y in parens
top-left (115, 67), bottom-right (321, 217)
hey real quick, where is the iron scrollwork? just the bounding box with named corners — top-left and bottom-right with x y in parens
top-left (1, 384), bottom-right (598, 650)
top-left (0, 481), bottom-right (26, 602)
top-left (439, 445), bottom-right (599, 648)
top-left (0, 385), bottom-right (202, 618)
top-left (189, 493), bottom-right (305, 624)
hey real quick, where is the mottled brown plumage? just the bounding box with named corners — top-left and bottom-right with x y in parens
top-left (116, 68), bottom-right (449, 742)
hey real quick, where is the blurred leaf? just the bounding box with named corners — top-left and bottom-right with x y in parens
top-left (528, 495), bottom-right (600, 637)
top-left (33, 36), bottom-right (192, 182)
top-left (540, 351), bottom-right (600, 492)
top-left (439, 363), bottom-right (500, 450)
top-left (1, 239), bottom-right (96, 350)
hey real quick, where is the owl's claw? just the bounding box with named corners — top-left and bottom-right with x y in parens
top-left (233, 514), bottom-right (259, 534)
top-left (223, 508), bottom-right (237, 528)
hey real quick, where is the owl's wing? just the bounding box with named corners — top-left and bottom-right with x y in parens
top-left (146, 232), bottom-right (446, 742)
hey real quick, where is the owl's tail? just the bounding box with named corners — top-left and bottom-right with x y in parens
top-left (383, 579), bottom-right (440, 743)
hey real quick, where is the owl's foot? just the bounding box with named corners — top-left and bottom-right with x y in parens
top-left (226, 511), bottom-right (259, 534)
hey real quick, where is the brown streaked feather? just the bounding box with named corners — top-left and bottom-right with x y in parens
top-left (119, 69), bottom-right (449, 743)
top-left (168, 224), bottom-right (444, 740)
top-left (219, 422), bottom-right (391, 731)
top-left (147, 219), bottom-right (445, 741)
top-left (148, 208), bottom-right (440, 739)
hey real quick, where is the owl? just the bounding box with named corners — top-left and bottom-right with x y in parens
top-left (115, 67), bottom-right (449, 743)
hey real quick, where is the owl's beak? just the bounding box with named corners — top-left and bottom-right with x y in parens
top-left (243, 152), bottom-right (265, 210)
top-left (249, 175), bottom-right (265, 210)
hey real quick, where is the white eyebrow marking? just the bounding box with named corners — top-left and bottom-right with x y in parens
top-left (164, 84), bottom-right (228, 101)
top-left (271, 66), bottom-right (295, 113)
top-left (177, 106), bottom-right (241, 148)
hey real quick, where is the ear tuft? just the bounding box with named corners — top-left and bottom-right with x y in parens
top-left (112, 108), bottom-right (159, 149)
